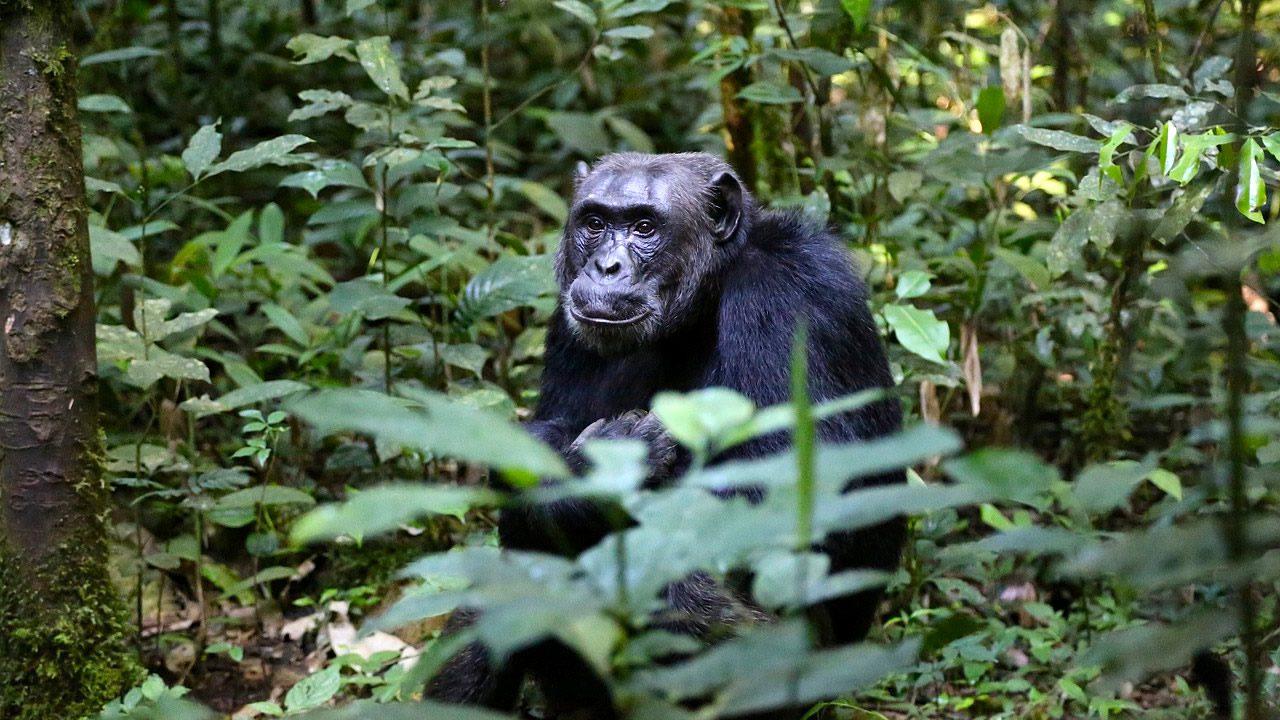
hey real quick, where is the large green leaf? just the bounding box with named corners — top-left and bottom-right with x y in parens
top-left (182, 123), bottom-right (223, 180)
top-left (286, 34), bottom-right (355, 65)
top-left (553, 0), bottom-right (597, 25)
top-left (289, 388), bottom-right (569, 481)
top-left (355, 36), bottom-right (410, 100)
top-left (1015, 126), bottom-right (1101, 153)
top-left (456, 255), bottom-right (557, 325)
top-left (1236, 138), bottom-right (1267, 223)
top-left (737, 81), bottom-right (804, 105)
top-left (206, 136), bottom-right (313, 178)
top-left (291, 484), bottom-right (499, 543)
top-left (882, 304), bottom-right (949, 364)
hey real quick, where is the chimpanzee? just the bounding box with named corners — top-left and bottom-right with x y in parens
top-left (428, 152), bottom-right (903, 716)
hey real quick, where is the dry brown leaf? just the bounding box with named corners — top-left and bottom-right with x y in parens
top-left (919, 380), bottom-right (940, 425)
top-left (1242, 283), bottom-right (1276, 324)
top-left (961, 323), bottom-right (982, 417)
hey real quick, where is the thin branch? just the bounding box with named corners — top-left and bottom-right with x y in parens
top-left (1182, 0), bottom-right (1226, 78)
top-left (1222, 272), bottom-right (1263, 720)
top-left (1141, 0), bottom-right (1163, 81)
top-left (489, 31), bottom-right (599, 133)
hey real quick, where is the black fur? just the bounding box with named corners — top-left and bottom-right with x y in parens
top-left (431, 153), bottom-right (903, 716)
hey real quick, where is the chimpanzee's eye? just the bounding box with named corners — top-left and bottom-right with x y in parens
top-left (584, 216), bottom-right (606, 234)
top-left (633, 219), bottom-right (656, 236)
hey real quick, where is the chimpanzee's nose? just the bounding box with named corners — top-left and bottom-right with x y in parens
top-left (589, 244), bottom-right (630, 282)
top-left (595, 256), bottom-right (622, 276)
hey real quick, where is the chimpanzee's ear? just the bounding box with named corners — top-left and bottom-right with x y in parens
top-left (708, 170), bottom-right (745, 243)
top-left (575, 161), bottom-right (591, 183)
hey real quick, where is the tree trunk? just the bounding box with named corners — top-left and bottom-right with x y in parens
top-left (0, 2), bottom-right (139, 717)
top-left (717, 5), bottom-right (758, 194)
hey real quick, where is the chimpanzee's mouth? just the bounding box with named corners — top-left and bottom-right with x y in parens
top-left (568, 305), bottom-right (651, 327)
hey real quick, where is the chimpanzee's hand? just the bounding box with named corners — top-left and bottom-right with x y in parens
top-left (567, 410), bottom-right (678, 486)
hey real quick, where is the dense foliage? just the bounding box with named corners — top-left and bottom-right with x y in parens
top-left (56, 0), bottom-right (1280, 718)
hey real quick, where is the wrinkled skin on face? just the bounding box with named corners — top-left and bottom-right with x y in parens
top-left (557, 152), bottom-right (751, 354)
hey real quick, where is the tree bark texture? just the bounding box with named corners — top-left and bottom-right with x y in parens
top-left (0, 1), bottom-right (138, 716)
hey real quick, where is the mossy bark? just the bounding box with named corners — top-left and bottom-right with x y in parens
top-left (0, 2), bottom-right (141, 717)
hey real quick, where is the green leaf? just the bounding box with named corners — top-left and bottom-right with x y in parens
top-left (991, 247), bottom-right (1050, 289)
top-left (882, 304), bottom-right (949, 365)
top-left (1014, 126), bottom-right (1101, 154)
top-left (1146, 468), bottom-right (1182, 500)
top-left (456, 255), bottom-right (556, 325)
top-left (262, 303), bottom-right (309, 346)
top-left (291, 484), bottom-right (498, 543)
top-left (516, 181), bottom-right (569, 223)
top-left (285, 34), bottom-right (355, 65)
top-left (943, 448), bottom-right (1060, 500)
top-left (553, 0), bottom-right (597, 25)
top-left (1098, 122), bottom-right (1134, 185)
top-left (80, 46), bottom-right (163, 66)
top-left (79, 94), bottom-right (132, 114)
top-left (611, 0), bottom-right (674, 18)
top-left (737, 82), bottom-right (804, 105)
top-left (770, 48), bottom-right (855, 77)
top-left (85, 177), bottom-right (124, 195)
top-left (635, 621), bottom-right (919, 716)
top-left (840, 0), bottom-right (872, 32)
top-left (604, 25), bottom-right (655, 40)
top-left (1261, 132), bottom-right (1280, 164)
top-left (346, 0), bottom-right (377, 15)
top-left (545, 111), bottom-right (611, 154)
top-left (894, 270), bottom-right (932, 300)
top-left (1114, 83), bottom-right (1189, 103)
top-left (285, 667), bottom-right (341, 712)
top-left (245, 702), bottom-right (283, 717)
top-left (259, 204), bottom-right (285, 245)
top-left (1088, 199), bottom-right (1125, 250)
top-left (356, 36), bottom-right (410, 100)
top-left (211, 211), bottom-right (253, 277)
top-left (1154, 182), bottom-right (1214, 241)
top-left (1236, 138), bottom-right (1267, 223)
top-left (156, 308), bottom-right (219, 340)
top-left (217, 486), bottom-right (315, 509)
top-left (1166, 141), bottom-right (1204, 184)
top-left (182, 123), bottom-right (223, 180)
top-left (289, 89), bottom-right (355, 122)
top-left (132, 299), bottom-right (218, 342)
top-left (289, 389), bottom-right (569, 481)
top-left (206, 135), bottom-right (313, 178)
top-left (1084, 610), bottom-right (1237, 696)
top-left (652, 388), bottom-right (756, 457)
top-left (280, 159), bottom-right (369, 198)
top-left (132, 354), bottom-right (211, 387)
top-left (976, 86), bottom-right (1005, 135)
top-left (1073, 459), bottom-right (1154, 514)
top-left (1157, 121), bottom-right (1179, 176)
top-left (329, 279), bottom-right (412, 320)
top-left (182, 380), bottom-right (309, 418)
top-left (299, 700), bottom-right (515, 720)
top-left (603, 115), bottom-right (656, 153)
top-left (1046, 207), bottom-right (1091, 278)
top-left (887, 170), bottom-right (922, 203)
top-left (89, 225), bottom-right (141, 275)
top-left (440, 343), bottom-right (489, 378)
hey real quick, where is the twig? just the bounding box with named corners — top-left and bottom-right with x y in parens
top-left (489, 31), bottom-right (599, 133)
top-left (1141, 0), bottom-right (1163, 81)
top-left (1182, 0), bottom-right (1226, 78)
top-left (1222, 272), bottom-right (1262, 720)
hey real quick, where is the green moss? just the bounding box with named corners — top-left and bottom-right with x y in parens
top-left (0, 0), bottom-right (38, 14)
top-left (0, 525), bottom-right (142, 718)
top-left (31, 46), bottom-right (74, 79)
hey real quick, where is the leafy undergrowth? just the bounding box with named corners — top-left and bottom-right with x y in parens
top-left (74, 0), bottom-right (1280, 718)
